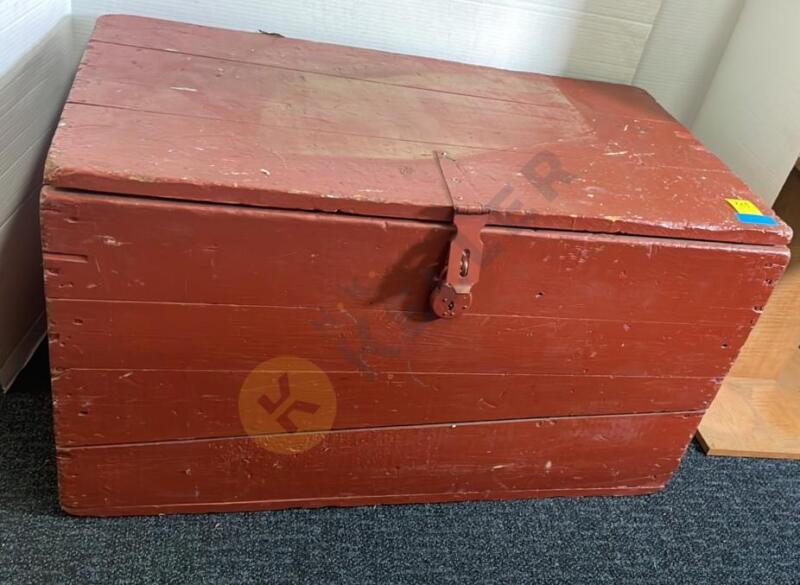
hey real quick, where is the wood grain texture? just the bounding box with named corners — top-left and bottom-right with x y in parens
top-left (46, 299), bottom-right (750, 377)
top-left (44, 15), bottom-right (791, 245)
top-left (727, 256), bottom-right (800, 380)
top-left (52, 368), bottom-right (719, 446)
top-left (69, 41), bottom-right (588, 152)
top-left (40, 16), bottom-right (793, 514)
top-left (57, 411), bottom-right (701, 516)
top-left (42, 190), bottom-right (782, 450)
top-left (41, 189), bottom-right (787, 325)
top-left (58, 485), bottom-right (664, 517)
top-left (697, 371), bottom-right (800, 460)
top-left (86, 15), bottom-right (660, 109)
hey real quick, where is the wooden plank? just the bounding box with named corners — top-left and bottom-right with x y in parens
top-left (58, 485), bottom-right (665, 516)
top-left (69, 41), bottom-right (588, 152)
top-left (69, 39), bottom-right (734, 183)
top-left (86, 15), bottom-right (659, 112)
top-left (697, 370), bottom-right (800, 460)
top-left (57, 411), bottom-right (701, 516)
top-left (41, 189), bottom-right (788, 325)
top-left (46, 299), bottom-right (751, 377)
top-left (46, 102), bottom-right (454, 221)
top-left (52, 368), bottom-right (718, 446)
top-left (727, 255), bottom-right (800, 379)
top-left (44, 16), bottom-right (791, 246)
top-left (47, 105), bottom-right (789, 246)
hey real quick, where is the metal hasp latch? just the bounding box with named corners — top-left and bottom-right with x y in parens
top-left (430, 212), bottom-right (488, 318)
top-left (431, 151), bottom-right (489, 319)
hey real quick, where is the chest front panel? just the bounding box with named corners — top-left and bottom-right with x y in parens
top-left (43, 188), bottom-right (787, 514)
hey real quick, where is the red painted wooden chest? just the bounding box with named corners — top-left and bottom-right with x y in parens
top-left (42, 15), bottom-right (791, 516)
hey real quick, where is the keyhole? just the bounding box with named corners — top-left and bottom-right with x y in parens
top-left (460, 249), bottom-right (471, 277)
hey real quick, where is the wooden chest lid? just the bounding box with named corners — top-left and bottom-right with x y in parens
top-left (46, 15), bottom-right (791, 246)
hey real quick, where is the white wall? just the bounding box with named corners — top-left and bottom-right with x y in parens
top-left (634, 0), bottom-right (744, 126)
top-left (0, 0), bottom-right (71, 76)
top-left (0, 1), bottom-right (79, 389)
top-left (70, 0), bottom-right (664, 83)
top-left (692, 0), bottom-right (800, 206)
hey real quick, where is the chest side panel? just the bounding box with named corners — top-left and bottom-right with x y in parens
top-left (42, 189), bottom-right (787, 448)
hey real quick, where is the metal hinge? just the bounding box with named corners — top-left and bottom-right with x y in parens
top-left (430, 152), bottom-right (489, 319)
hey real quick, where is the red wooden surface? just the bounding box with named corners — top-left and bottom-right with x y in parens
top-left (57, 411), bottom-right (700, 516)
top-left (42, 192), bottom-right (754, 448)
top-left (71, 41), bottom-right (586, 151)
top-left (47, 299), bottom-right (751, 376)
top-left (40, 16), bottom-right (792, 515)
top-left (52, 368), bottom-right (718, 446)
top-left (41, 189), bottom-right (787, 324)
top-left (61, 486), bottom-right (663, 517)
top-left (87, 14), bottom-right (663, 113)
top-left (45, 15), bottom-right (790, 246)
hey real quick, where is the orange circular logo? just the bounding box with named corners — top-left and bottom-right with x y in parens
top-left (238, 356), bottom-right (337, 454)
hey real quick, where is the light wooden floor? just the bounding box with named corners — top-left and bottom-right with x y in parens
top-left (698, 357), bottom-right (800, 459)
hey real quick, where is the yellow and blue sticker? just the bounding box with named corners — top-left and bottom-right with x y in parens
top-left (725, 198), bottom-right (778, 226)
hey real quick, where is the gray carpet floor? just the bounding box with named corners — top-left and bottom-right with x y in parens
top-left (0, 347), bottom-right (798, 585)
